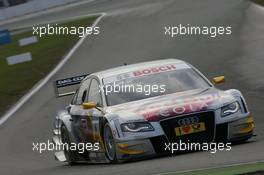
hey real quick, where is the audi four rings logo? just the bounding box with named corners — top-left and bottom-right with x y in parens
top-left (177, 116), bottom-right (199, 126)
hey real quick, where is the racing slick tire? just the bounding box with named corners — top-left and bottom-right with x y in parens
top-left (61, 125), bottom-right (78, 165)
top-left (104, 123), bottom-right (118, 163)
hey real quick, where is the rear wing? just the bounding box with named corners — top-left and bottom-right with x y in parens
top-left (54, 74), bottom-right (88, 97)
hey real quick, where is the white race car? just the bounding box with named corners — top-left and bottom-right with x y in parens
top-left (52, 59), bottom-right (254, 164)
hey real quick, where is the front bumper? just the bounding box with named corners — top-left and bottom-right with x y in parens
top-left (115, 115), bottom-right (255, 161)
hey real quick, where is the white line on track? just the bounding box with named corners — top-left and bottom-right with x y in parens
top-left (0, 12), bottom-right (107, 126)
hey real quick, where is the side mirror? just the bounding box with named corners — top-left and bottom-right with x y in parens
top-left (82, 102), bottom-right (97, 110)
top-left (212, 76), bottom-right (225, 85)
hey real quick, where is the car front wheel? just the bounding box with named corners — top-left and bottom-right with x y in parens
top-left (61, 125), bottom-right (77, 165)
top-left (104, 123), bottom-right (117, 163)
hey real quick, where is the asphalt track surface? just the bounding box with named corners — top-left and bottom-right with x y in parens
top-left (1, 0), bottom-right (264, 175)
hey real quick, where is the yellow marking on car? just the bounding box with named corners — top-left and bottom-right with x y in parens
top-left (175, 122), bottom-right (206, 136)
top-left (117, 149), bottom-right (145, 155)
top-left (117, 143), bottom-right (143, 149)
top-left (239, 116), bottom-right (255, 134)
top-left (117, 143), bottom-right (145, 155)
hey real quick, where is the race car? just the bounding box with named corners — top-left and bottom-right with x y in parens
top-left (52, 58), bottom-right (254, 164)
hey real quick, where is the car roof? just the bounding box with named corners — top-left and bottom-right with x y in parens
top-left (92, 58), bottom-right (187, 79)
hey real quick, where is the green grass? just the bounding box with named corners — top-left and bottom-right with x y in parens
top-left (163, 162), bottom-right (264, 175)
top-left (0, 15), bottom-right (98, 115)
top-left (251, 0), bottom-right (264, 6)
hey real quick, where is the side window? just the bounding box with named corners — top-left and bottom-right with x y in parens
top-left (88, 79), bottom-right (102, 106)
top-left (76, 79), bottom-right (91, 105)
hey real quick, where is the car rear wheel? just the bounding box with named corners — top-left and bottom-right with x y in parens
top-left (104, 123), bottom-right (117, 163)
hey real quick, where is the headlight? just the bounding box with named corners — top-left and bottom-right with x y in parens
top-left (121, 122), bottom-right (154, 132)
top-left (221, 101), bottom-right (240, 117)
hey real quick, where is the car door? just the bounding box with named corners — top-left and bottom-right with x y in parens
top-left (69, 78), bottom-right (92, 143)
top-left (70, 78), bottom-right (104, 145)
top-left (85, 78), bottom-right (104, 144)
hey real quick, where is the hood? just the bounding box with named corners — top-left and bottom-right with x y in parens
top-left (106, 88), bottom-right (235, 122)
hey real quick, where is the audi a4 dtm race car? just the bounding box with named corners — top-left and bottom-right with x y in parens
top-left (52, 59), bottom-right (255, 164)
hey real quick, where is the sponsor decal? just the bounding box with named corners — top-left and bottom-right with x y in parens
top-left (55, 74), bottom-right (88, 88)
top-left (133, 64), bottom-right (177, 77)
top-left (103, 63), bottom-right (190, 84)
top-left (140, 93), bottom-right (226, 121)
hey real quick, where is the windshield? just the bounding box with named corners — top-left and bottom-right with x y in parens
top-left (103, 66), bottom-right (210, 106)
